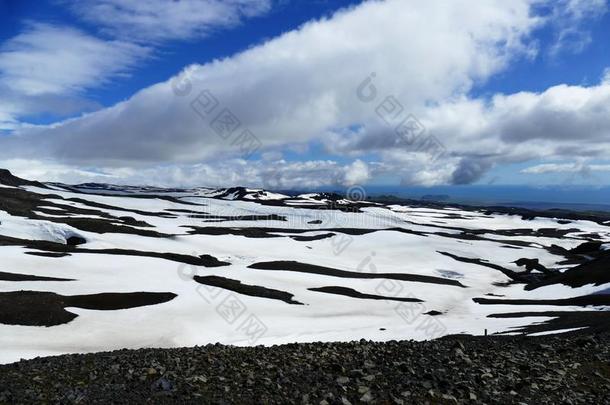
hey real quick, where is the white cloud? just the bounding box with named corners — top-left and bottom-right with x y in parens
top-left (65, 0), bottom-right (272, 43)
top-left (0, 23), bottom-right (149, 96)
top-left (0, 23), bottom-right (149, 129)
top-left (0, 158), bottom-right (367, 189)
top-left (603, 67), bottom-right (610, 83)
top-left (426, 78), bottom-right (610, 160)
top-left (0, 0), bottom-right (271, 129)
top-left (1, 0), bottom-right (609, 187)
top-left (317, 73), bottom-right (610, 185)
top-left (522, 162), bottom-right (610, 174)
top-left (1, 0), bottom-right (541, 166)
top-left (343, 159), bottom-right (370, 185)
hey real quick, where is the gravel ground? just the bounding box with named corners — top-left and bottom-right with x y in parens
top-left (1, 333), bottom-right (609, 404)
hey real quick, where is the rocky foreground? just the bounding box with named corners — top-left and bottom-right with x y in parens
top-left (1, 333), bottom-right (609, 404)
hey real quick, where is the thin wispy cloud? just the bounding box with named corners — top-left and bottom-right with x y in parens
top-left (64, 0), bottom-right (273, 43)
top-left (522, 162), bottom-right (610, 174)
top-left (0, 22), bottom-right (149, 129)
top-left (547, 0), bottom-right (608, 57)
top-left (0, 23), bottom-right (149, 96)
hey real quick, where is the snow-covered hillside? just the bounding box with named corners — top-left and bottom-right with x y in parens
top-left (1, 169), bottom-right (609, 364)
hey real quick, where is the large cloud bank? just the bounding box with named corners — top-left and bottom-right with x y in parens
top-left (1, 0), bottom-right (609, 187)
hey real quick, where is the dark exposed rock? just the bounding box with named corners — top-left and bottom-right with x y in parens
top-left (0, 271), bottom-right (74, 282)
top-left (0, 185), bottom-right (170, 238)
top-left (198, 254), bottom-right (231, 267)
top-left (0, 291), bottom-right (177, 326)
top-left (513, 258), bottom-right (557, 275)
top-left (249, 260), bottom-right (466, 288)
top-left (188, 214), bottom-right (287, 222)
top-left (0, 333), bottom-right (608, 404)
top-left (570, 241), bottom-right (603, 255)
top-left (289, 233), bottom-right (336, 242)
top-left (24, 251), bottom-right (71, 258)
top-left (194, 275), bottom-right (303, 305)
top-left (525, 250), bottom-right (610, 290)
top-left (473, 294), bottom-right (610, 307)
top-left (490, 311), bottom-right (610, 335)
top-left (438, 251), bottom-right (531, 282)
top-left (66, 236), bottom-right (87, 246)
top-left (309, 286), bottom-right (423, 303)
top-left (0, 169), bottom-right (46, 188)
top-left (151, 377), bottom-right (174, 392)
top-left (0, 234), bottom-right (230, 267)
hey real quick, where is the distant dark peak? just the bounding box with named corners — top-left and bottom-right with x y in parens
top-left (421, 194), bottom-right (451, 202)
top-left (311, 192), bottom-right (343, 201)
top-left (213, 187), bottom-right (281, 200)
top-left (75, 183), bottom-right (110, 189)
top-left (68, 183), bottom-right (188, 194)
top-left (0, 169), bottom-right (44, 188)
top-left (217, 187), bottom-right (249, 199)
top-left (250, 190), bottom-right (278, 199)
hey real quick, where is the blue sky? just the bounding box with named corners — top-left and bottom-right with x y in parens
top-left (1, 0), bottom-right (610, 190)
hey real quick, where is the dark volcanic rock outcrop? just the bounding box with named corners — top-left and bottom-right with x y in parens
top-left (194, 275), bottom-right (303, 305)
top-left (0, 169), bottom-right (46, 188)
top-left (0, 333), bottom-right (608, 404)
top-left (309, 286), bottom-right (423, 303)
top-left (0, 291), bottom-right (177, 326)
top-left (0, 271), bottom-right (73, 282)
top-left (249, 260), bottom-right (466, 288)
